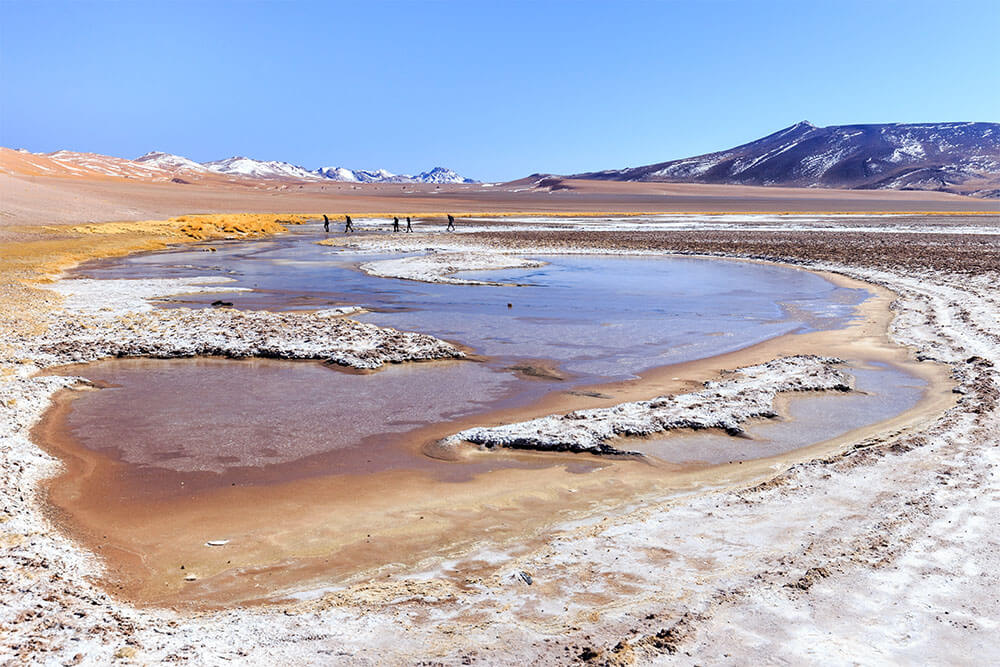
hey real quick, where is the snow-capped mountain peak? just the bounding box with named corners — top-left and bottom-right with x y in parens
top-left (3, 146), bottom-right (479, 185)
top-left (314, 166), bottom-right (359, 182)
top-left (134, 151), bottom-right (210, 173)
top-left (201, 156), bottom-right (477, 183)
top-left (351, 168), bottom-right (398, 183)
top-left (203, 156), bottom-right (324, 181)
top-left (574, 121), bottom-right (1000, 198)
top-left (414, 166), bottom-right (477, 184)
top-left (311, 165), bottom-right (476, 184)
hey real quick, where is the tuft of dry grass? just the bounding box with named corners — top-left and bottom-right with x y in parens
top-left (68, 212), bottom-right (317, 240)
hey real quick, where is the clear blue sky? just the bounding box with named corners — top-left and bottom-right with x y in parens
top-left (2, 0), bottom-right (998, 181)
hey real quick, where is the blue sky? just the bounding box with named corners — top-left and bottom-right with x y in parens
top-left (2, 0), bottom-right (998, 181)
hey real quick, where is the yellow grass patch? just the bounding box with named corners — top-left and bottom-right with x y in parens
top-left (69, 213), bottom-right (317, 240)
top-left (0, 214), bottom-right (317, 342)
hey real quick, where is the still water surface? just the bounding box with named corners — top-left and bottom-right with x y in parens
top-left (52, 230), bottom-right (924, 491)
top-left (75, 230), bottom-right (868, 384)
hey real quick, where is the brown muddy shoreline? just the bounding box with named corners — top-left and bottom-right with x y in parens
top-left (30, 265), bottom-right (955, 609)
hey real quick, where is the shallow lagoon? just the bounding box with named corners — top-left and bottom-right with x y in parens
top-left (76, 229), bottom-right (868, 384)
top-left (42, 228), bottom-right (936, 605)
top-left (53, 230), bottom-right (924, 485)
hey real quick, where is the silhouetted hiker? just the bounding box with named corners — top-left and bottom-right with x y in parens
top-left (344, 215), bottom-right (354, 233)
top-left (405, 216), bottom-right (413, 232)
top-left (323, 214), bottom-right (330, 232)
top-left (446, 214), bottom-right (456, 232)
top-left (393, 216), bottom-right (400, 232)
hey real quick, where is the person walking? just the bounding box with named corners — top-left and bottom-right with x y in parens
top-left (323, 214), bottom-right (330, 233)
top-left (393, 216), bottom-right (400, 233)
top-left (405, 216), bottom-right (413, 232)
top-left (446, 214), bottom-right (456, 232)
top-left (344, 214), bottom-right (354, 233)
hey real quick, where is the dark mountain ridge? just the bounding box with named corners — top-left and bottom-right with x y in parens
top-left (574, 121), bottom-right (1000, 198)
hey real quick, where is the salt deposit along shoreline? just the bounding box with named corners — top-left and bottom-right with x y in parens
top-left (439, 355), bottom-right (855, 456)
top-left (1, 215), bottom-right (997, 664)
top-left (31, 244), bottom-right (910, 610)
top-left (30, 276), bottom-right (462, 370)
top-left (358, 251), bottom-right (547, 285)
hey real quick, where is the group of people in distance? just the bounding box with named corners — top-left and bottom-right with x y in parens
top-left (322, 214), bottom-right (456, 233)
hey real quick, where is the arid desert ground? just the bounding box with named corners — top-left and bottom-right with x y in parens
top-left (2, 168), bottom-right (999, 665)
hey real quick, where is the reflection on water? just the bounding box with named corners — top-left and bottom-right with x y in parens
top-left (634, 363), bottom-right (926, 464)
top-left (42, 228), bottom-right (940, 607)
top-left (74, 230), bottom-right (869, 384)
top-left (53, 230), bottom-right (929, 492)
top-left (67, 357), bottom-right (525, 474)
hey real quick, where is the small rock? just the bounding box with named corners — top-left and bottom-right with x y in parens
top-left (789, 566), bottom-right (830, 590)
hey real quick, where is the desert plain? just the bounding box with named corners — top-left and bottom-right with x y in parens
top-left (2, 166), bottom-right (999, 665)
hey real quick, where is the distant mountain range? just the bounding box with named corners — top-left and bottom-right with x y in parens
top-left (140, 152), bottom-right (478, 184)
top-left (311, 164), bottom-right (475, 184)
top-left (575, 121), bottom-right (1000, 198)
top-left (0, 148), bottom-right (477, 185)
top-left (5, 123), bottom-right (1000, 197)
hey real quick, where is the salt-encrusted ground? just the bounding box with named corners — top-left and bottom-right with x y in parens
top-left (441, 355), bottom-right (853, 455)
top-left (359, 251), bottom-right (545, 285)
top-left (7, 277), bottom-right (462, 370)
top-left (2, 216), bottom-right (998, 665)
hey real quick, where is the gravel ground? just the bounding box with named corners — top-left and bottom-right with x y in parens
top-left (469, 228), bottom-right (1000, 274)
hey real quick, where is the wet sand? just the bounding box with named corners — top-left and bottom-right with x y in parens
top-left (31, 268), bottom-right (955, 608)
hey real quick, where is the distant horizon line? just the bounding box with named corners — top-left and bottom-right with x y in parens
top-left (5, 118), bottom-right (998, 183)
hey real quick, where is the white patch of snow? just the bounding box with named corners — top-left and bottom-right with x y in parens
top-left (203, 156), bottom-right (324, 181)
top-left (135, 151), bottom-right (211, 174)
